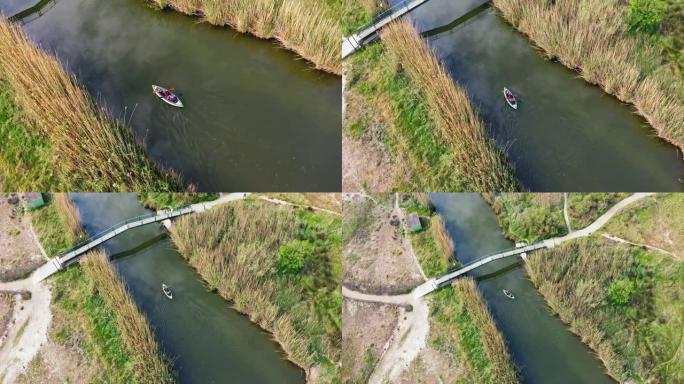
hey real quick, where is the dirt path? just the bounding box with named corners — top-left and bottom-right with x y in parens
top-left (549, 193), bottom-right (655, 245)
top-left (342, 285), bottom-right (430, 384)
top-left (0, 277), bottom-right (51, 384)
top-left (563, 193), bottom-right (572, 232)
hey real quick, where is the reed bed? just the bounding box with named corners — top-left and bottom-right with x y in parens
top-left (81, 251), bottom-right (175, 384)
top-left (53, 193), bottom-right (84, 239)
top-left (492, 0), bottom-right (684, 151)
top-left (170, 199), bottom-right (341, 382)
top-left (527, 238), bottom-right (683, 382)
top-left (148, 0), bottom-right (341, 74)
top-left (0, 19), bottom-right (182, 191)
top-left (430, 278), bottom-right (518, 383)
top-left (382, 20), bottom-right (520, 192)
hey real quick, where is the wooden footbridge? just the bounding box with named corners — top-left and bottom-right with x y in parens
top-left (32, 193), bottom-right (249, 282)
top-left (342, 0), bottom-right (431, 58)
top-left (412, 241), bottom-right (553, 297)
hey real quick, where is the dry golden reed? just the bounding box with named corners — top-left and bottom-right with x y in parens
top-left (53, 193), bottom-right (84, 239)
top-left (493, 0), bottom-right (684, 150)
top-left (0, 19), bottom-right (181, 191)
top-left (451, 278), bottom-right (518, 383)
top-left (382, 20), bottom-right (520, 192)
top-left (81, 251), bottom-right (175, 384)
top-left (148, 0), bottom-right (341, 74)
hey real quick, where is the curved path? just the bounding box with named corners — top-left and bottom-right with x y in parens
top-left (342, 192), bottom-right (656, 383)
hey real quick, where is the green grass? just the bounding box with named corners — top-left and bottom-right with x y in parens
top-left (430, 280), bottom-right (518, 383)
top-left (567, 193), bottom-right (630, 229)
top-left (30, 194), bottom-right (85, 257)
top-left (0, 82), bottom-right (56, 190)
top-left (13, 318), bottom-right (29, 347)
top-left (484, 193), bottom-right (567, 243)
top-left (138, 192), bottom-right (219, 210)
top-left (605, 193), bottom-right (684, 257)
top-left (51, 266), bottom-right (139, 383)
top-left (527, 237), bottom-right (683, 383)
top-left (345, 42), bottom-right (468, 191)
top-left (170, 199), bottom-right (341, 383)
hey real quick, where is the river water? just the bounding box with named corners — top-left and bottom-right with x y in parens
top-left (2, 0), bottom-right (341, 191)
top-left (70, 193), bottom-right (305, 383)
top-left (391, 0), bottom-right (684, 191)
top-left (430, 193), bottom-right (614, 384)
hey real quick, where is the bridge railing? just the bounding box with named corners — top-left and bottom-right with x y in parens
top-left (353, 0), bottom-right (414, 36)
top-left (55, 206), bottom-right (193, 258)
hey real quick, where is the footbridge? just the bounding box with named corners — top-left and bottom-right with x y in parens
top-left (7, 0), bottom-right (58, 25)
top-left (342, 0), bottom-right (430, 58)
top-left (31, 193), bottom-right (249, 282)
top-left (412, 241), bottom-right (551, 297)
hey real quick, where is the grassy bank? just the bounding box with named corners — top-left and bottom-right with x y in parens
top-left (139, 192), bottom-right (219, 210)
top-left (32, 195), bottom-right (175, 383)
top-left (0, 19), bottom-right (182, 191)
top-left (147, 0), bottom-right (341, 74)
top-left (0, 82), bottom-right (55, 190)
top-left (492, 0), bottom-right (684, 150)
top-left (343, 18), bottom-right (519, 191)
top-left (527, 237), bottom-right (683, 383)
top-left (31, 193), bottom-right (86, 256)
top-left (605, 193), bottom-right (683, 259)
top-left (169, 198), bottom-right (341, 383)
top-left (430, 279), bottom-right (518, 384)
top-left (401, 194), bottom-right (456, 277)
top-left (484, 193), bottom-right (628, 243)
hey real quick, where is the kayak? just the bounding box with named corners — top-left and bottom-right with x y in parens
top-left (152, 85), bottom-right (183, 108)
top-left (503, 289), bottom-right (515, 300)
top-left (162, 283), bottom-right (173, 300)
top-left (503, 87), bottom-right (518, 110)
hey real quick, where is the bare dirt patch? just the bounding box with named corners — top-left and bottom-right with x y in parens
top-left (0, 194), bottom-right (44, 282)
top-left (342, 299), bottom-right (399, 383)
top-left (343, 195), bottom-right (424, 294)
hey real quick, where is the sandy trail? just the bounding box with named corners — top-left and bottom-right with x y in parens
top-left (0, 277), bottom-right (51, 384)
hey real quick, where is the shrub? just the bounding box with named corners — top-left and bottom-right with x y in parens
top-left (628, 0), bottom-right (668, 34)
top-left (607, 279), bottom-right (636, 306)
top-left (278, 239), bottom-right (314, 274)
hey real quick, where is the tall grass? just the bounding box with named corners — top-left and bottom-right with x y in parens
top-left (492, 0), bottom-right (684, 150)
top-left (381, 20), bottom-right (520, 192)
top-left (170, 199), bottom-right (341, 382)
top-left (81, 252), bottom-right (175, 384)
top-left (430, 278), bottom-right (518, 383)
top-left (527, 238), bottom-right (684, 382)
top-left (147, 0), bottom-right (341, 74)
top-left (0, 19), bottom-right (182, 191)
top-left (53, 193), bottom-right (84, 239)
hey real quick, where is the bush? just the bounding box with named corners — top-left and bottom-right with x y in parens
top-left (628, 0), bottom-right (668, 34)
top-left (277, 239), bottom-right (314, 274)
top-left (607, 279), bottom-right (636, 306)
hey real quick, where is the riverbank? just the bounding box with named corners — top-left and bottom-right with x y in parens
top-left (169, 197), bottom-right (341, 383)
top-left (492, 0), bottom-right (684, 152)
top-left (483, 193), bottom-right (629, 243)
top-left (485, 193), bottom-right (683, 382)
top-left (23, 194), bottom-right (176, 383)
top-left (528, 235), bottom-right (683, 383)
top-left (147, 0), bottom-right (340, 75)
top-left (343, 13), bottom-right (519, 191)
top-left (342, 193), bottom-right (517, 383)
top-left (0, 19), bottom-right (183, 191)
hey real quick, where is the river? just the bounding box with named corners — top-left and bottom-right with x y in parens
top-left (391, 0), bottom-right (684, 191)
top-left (70, 193), bottom-right (305, 383)
top-left (1, 0), bottom-right (341, 191)
top-left (430, 193), bottom-right (614, 384)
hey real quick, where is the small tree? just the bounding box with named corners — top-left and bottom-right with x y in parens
top-left (277, 239), bottom-right (314, 274)
top-left (607, 279), bottom-right (636, 306)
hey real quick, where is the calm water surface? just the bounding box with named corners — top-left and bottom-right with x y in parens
top-left (4, 0), bottom-right (341, 191)
top-left (391, 0), bottom-right (684, 191)
top-left (71, 193), bottom-right (305, 384)
top-left (431, 193), bottom-right (615, 384)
